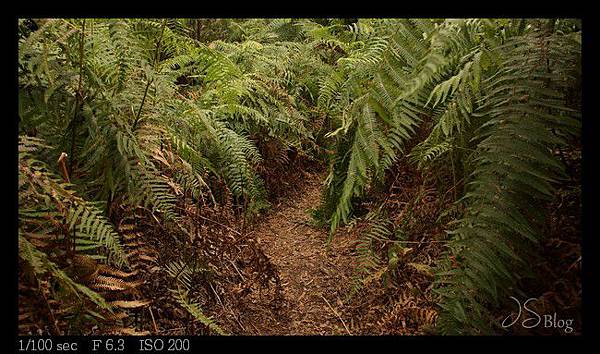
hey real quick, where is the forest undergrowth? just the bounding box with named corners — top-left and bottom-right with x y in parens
top-left (18, 18), bottom-right (582, 335)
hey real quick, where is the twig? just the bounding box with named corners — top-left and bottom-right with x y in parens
top-left (567, 256), bottom-right (582, 272)
top-left (38, 282), bottom-right (61, 335)
top-left (442, 176), bottom-right (466, 199)
top-left (229, 259), bottom-right (246, 281)
top-left (157, 327), bottom-right (185, 334)
top-left (229, 308), bottom-right (246, 332)
top-left (209, 282), bottom-right (224, 309)
top-left (193, 212), bottom-right (242, 236)
top-left (320, 294), bottom-right (351, 335)
top-left (133, 80), bottom-right (151, 130)
top-left (148, 306), bottom-right (159, 334)
top-left (389, 239), bottom-right (448, 244)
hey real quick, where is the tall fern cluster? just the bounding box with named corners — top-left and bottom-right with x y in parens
top-left (316, 18), bottom-right (581, 334)
top-left (18, 18), bottom-right (329, 334)
top-left (430, 24), bottom-right (581, 334)
top-left (313, 19), bottom-right (433, 238)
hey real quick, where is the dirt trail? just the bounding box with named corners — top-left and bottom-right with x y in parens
top-left (249, 171), bottom-right (359, 335)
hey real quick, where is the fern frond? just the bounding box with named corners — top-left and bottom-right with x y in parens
top-left (171, 287), bottom-right (227, 335)
top-left (433, 29), bottom-right (581, 334)
top-left (19, 234), bottom-right (113, 312)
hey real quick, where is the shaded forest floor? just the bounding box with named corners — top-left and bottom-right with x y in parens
top-left (247, 171), bottom-right (357, 335)
top-left (17, 153), bottom-right (581, 336)
top-left (236, 164), bottom-right (443, 336)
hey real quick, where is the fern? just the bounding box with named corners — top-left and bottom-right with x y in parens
top-left (316, 18), bottom-right (581, 334)
top-left (165, 260), bottom-right (227, 335)
top-left (19, 17), bottom-right (582, 336)
top-left (171, 287), bottom-right (227, 335)
top-left (349, 212), bottom-right (391, 297)
top-left (19, 233), bottom-right (114, 316)
top-left (430, 25), bottom-right (581, 334)
top-left (318, 19), bottom-right (431, 238)
top-left (19, 136), bottom-right (128, 267)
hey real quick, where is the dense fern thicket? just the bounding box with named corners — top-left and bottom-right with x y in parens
top-left (18, 18), bottom-right (581, 335)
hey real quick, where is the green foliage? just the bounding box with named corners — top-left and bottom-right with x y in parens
top-left (18, 136), bottom-right (122, 326)
top-left (165, 260), bottom-right (227, 335)
top-left (19, 17), bottom-right (582, 335)
top-left (349, 210), bottom-right (391, 297)
top-left (19, 136), bottom-right (128, 267)
top-left (316, 19), bottom-right (433, 239)
top-left (18, 18), bottom-right (329, 333)
top-left (316, 18), bottom-right (581, 334)
top-left (19, 234), bottom-right (113, 313)
top-left (432, 27), bottom-right (581, 334)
